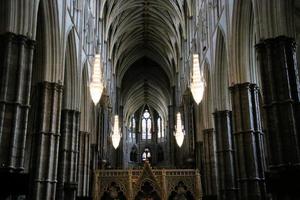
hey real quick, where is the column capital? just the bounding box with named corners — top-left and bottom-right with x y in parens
top-left (256, 35), bottom-right (296, 51)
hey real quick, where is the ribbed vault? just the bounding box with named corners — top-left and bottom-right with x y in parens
top-left (101, 0), bottom-right (187, 120)
top-left (122, 58), bottom-right (170, 122)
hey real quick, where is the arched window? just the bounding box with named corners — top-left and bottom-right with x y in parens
top-left (128, 115), bottom-right (136, 143)
top-left (128, 121), bottom-right (132, 140)
top-left (157, 118), bottom-right (161, 138)
top-left (141, 110), bottom-right (151, 141)
top-left (157, 116), bottom-right (165, 140)
top-left (161, 118), bottom-right (165, 138)
top-left (142, 148), bottom-right (151, 161)
top-left (132, 117), bottom-right (136, 141)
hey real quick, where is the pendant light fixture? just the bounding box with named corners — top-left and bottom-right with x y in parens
top-left (89, 54), bottom-right (103, 105)
top-left (111, 115), bottom-right (121, 149)
top-left (174, 112), bottom-right (185, 147)
top-left (191, 54), bottom-right (205, 104)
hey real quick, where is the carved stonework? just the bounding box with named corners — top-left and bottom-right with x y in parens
top-left (93, 162), bottom-right (202, 200)
top-left (133, 161), bottom-right (162, 198)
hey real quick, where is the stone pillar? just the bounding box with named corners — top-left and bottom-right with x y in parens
top-left (77, 131), bottom-right (90, 198)
top-left (168, 105), bottom-right (175, 165)
top-left (0, 32), bottom-right (35, 173)
top-left (256, 36), bottom-right (300, 199)
top-left (56, 109), bottom-right (80, 200)
top-left (182, 94), bottom-right (195, 157)
top-left (203, 128), bottom-right (218, 200)
top-left (230, 83), bottom-right (266, 200)
top-left (214, 110), bottom-right (238, 200)
top-left (29, 81), bottom-right (63, 200)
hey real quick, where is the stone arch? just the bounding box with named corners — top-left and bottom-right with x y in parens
top-left (62, 29), bottom-right (80, 110)
top-left (25, 0), bottom-right (48, 174)
top-left (231, 0), bottom-right (261, 85)
top-left (134, 180), bottom-right (161, 200)
top-left (25, 1), bottom-right (62, 198)
top-left (56, 28), bottom-right (81, 200)
top-left (36, 0), bottom-right (61, 83)
top-left (168, 181), bottom-right (195, 200)
top-left (80, 62), bottom-right (92, 133)
top-left (0, 0), bottom-right (62, 82)
top-left (214, 28), bottom-right (230, 110)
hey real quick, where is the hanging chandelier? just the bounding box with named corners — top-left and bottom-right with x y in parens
top-left (89, 54), bottom-right (103, 105)
top-left (191, 54), bottom-right (205, 104)
top-left (111, 115), bottom-right (121, 149)
top-left (174, 112), bottom-right (185, 147)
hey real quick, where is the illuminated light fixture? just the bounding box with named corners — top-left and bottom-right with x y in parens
top-left (111, 115), bottom-right (121, 149)
top-left (191, 54), bottom-right (205, 104)
top-left (174, 112), bottom-right (185, 147)
top-left (90, 54), bottom-right (103, 105)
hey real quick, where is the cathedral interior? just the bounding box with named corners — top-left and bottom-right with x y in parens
top-left (0, 0), bottom-right (300, 200)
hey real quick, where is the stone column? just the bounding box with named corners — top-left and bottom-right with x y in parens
top-left (0, 32), bottom-right (35, 173)
top-left (214, 110), bottom-right (238, 200)
top-left (256, 36), bottom-right (300, 199)
top-left (29, 81), bottom-right (63, 200)
top-left (168, 105), bottom-right (175, 165)
top-left (182, 94), bottom-right (195, 157)
top-left (77, 131), bottom-right (90, 198)
top-left (56, 109), bottom-right (80, 200)
top-left (230, 83), bottom-right (266, 200)
top-left (203, 128), bottom-right (218, 200)
top-left (0, 32), bottom-right (35, 198)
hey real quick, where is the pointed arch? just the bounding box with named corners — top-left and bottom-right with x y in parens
top-left (201, 60), bottom-right (213, 129)
top-left (37, 0), bottom-right (61, 83)
top-left (214, 29), bottom-right (230, 110)
top-left (62, 28), bottom-right (80, 110)
top-left (231, 0), bottom-right (261, 85)
top-left (80, 62), bottom-right (92, 132)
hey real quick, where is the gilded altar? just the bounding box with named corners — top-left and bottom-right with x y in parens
top-left (93, 162), bottom-right (203, 200)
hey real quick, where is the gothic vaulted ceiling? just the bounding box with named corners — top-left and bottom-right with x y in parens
top-left (101, 0), bottom-right (189, 120)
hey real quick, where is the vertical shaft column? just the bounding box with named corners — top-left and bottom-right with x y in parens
top-left (256, 36), bottom-right (300, 199)
top-left (230, 83), bottom-right (266, 200)
top-left (168, 105), bottom-right (175, 165)
top-left (30, 81), bottom-right (63, 200)
top-left (214, 110), bottom-right (238, 200)
top-left (56, 109), bottom-right (80, 200)
top-left (0, 32), bottom-right (35, 173)
top-left (77, 131), bottom-right (90, 198)
top-left (203, 128), bottom-right (218, 200)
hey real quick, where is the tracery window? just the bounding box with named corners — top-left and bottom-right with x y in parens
top-left (142, 148), bottom-right (151, 161)
top-left (157, 117), bottom-right (165, 139)
top-left (141, 110), bottom-right (151, 140)
top-left (128, 115), bottom-right (136, 143)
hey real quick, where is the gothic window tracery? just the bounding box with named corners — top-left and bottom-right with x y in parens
top-left (157, 117), bottom-right (165, 140)
top-left (142, 110), bottom-right (152, 141)
top-left (128, 115), bottom-right (136, 143)
top-left (142, 148), bottom-right (151, 162)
